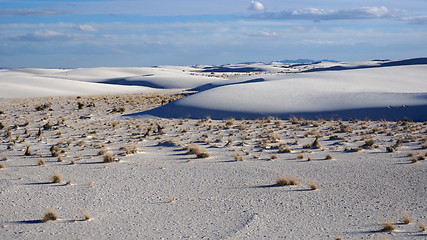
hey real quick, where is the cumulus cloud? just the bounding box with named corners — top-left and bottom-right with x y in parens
top-left (250, 6), bottom-right (401, 21)
top-left (0, 9), bottom-right (64, 16)
top-left (248, 1), bottom-right (264, 12)
top-left (78, 24), bottom-right (97, 32)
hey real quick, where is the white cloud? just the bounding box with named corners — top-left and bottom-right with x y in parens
top-left (248, 1), bottom-right (264, 12)
top-left (401, 16), bottom-right (427, 24)
top-left (10, 30), bottom-right (91, 42)
top-left (0, 9), bottom-right (64, 16)
top-left (78, 24), bottom-right (97, 32)
top-left (250, 6), bottom-right (401, 21)
top-left (244, 29), bottom-right (278, 38)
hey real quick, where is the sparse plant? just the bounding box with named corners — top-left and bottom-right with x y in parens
top-left (52, 173), bottom-right (62, 183)
top-left (271, 154), bottom-right (278, 160)
top-left (297, 154), bottom-right (304, 160)
top-left (310, 181), bottom-right (318, 190)
top-left (411, 156), bottom-right (418, 163)
top-left (419, 222), bottom-right (426, 232)
top-left (42, 209), bottom-right (58, 222)
top-left (103, 153), bottom-right (115, 163)
top-left (70, 160), bottom-right (76, 165)
top-left (402, 215), bottom-right (411, 224)
top-left (38, 158), bottom-right (45, 166)
top-left (382, 221), bottom-right (396, 232)
top-left (0, 163), bottom-right (4, 169)
top-left (84, 212), bottom-right (90, 221)
top-left (276, 175), bottom-right (298, 186)
top-left (24, 145), bottom-right (31, 156)
top-left (325, 154), bottom-right (333, 160)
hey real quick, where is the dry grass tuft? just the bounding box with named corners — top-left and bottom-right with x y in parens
top-left (419, 222), bottom-right (426, 232)
top-left (297, 154), bottom-right (304, 160)
top-left (103, 153), bottom-right (115, 163)
top-left (38, 158), bottom-right (45, 166)
top-left (42, 209), bottom-right (58, 222)
top-left (382, 221), bottom-right (396, 232)
top-left (52, 173), bottom-right (62, 183)
top-left (276, 175), bottom-right (299, 186)
top-left (402, 215), bottom-right (411, 224)
top-left (325, 154), bottom-right (333, 160)
top-left (309, 181), bottom-right (318, 190)
top-left (186, 144), bottom-right (210, 158)
top-left (84, 212), bottom-right (90, 221)
top-left (0, 163), bottom-right (4, 169)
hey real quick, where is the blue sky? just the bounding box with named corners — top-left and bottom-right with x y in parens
top-left (1, 0), bottom-right (427, 68)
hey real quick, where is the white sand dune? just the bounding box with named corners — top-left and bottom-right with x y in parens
top-left (0, 59), bottom-right (426, 240)
top-left (136, 62), bottom-right (427, 121)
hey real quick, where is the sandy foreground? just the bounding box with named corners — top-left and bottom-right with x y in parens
top-left (0, 92), bottom-right (426, 240)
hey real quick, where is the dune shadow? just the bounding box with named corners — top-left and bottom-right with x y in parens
top-left (190, 78), bottom-right (265, 92)
top-left (24, 182), bottom-right (54, 186)
top-left (303, 58), bottom-right (427, 73)
top-left (12, 220), bottom-right (43, 224)
top-left (99, 78), bottom-right (167, 89)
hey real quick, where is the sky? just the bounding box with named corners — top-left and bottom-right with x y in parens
top-left (1, 0), bottom-right (427, 68)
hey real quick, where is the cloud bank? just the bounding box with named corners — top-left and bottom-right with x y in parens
top-left (250, 6), bottom-right (401, 21)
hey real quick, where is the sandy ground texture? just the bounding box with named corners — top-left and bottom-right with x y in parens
top-left (0, 93), bottom-right (426, 240)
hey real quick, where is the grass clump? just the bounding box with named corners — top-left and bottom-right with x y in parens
top-left (103, 153), bottom-right (115, 163)
top-left (52, 173), bottom-right (62, 183)
top-left (325, 153), bottom-right (333, 160)
top-left (382, 221), bottom-right (396, 232)
top-left (402, 215), bottom-right (411, 224)
top-left (275, 175), bottom-right (299, 186)
top-left (186, 144), bottom-right (210, 158)
top-left (42, 209), bottom-right (58, 222)
top-left (309, 181), bottom-right (318, 190)
top-left (0, 163), bottom-right (4, 169)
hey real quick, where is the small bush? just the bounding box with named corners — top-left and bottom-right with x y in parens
top-left (310, 181), bottom-right (318, 190)
top-left (52, 173), bottom-right (62, 183)
top-left (297, 154), bottom-right (304, 160)
top-left (0, 163), bottom-right (4, 169)
top-left (276, 175), bottom-right (298, 186)
top-left (42, 209), bottom-right (58, 222)
top-left (402, 215), bottom-right (411, 224)
top-left (38, 159), bottom-right (45, 166)
top-left (24, 145), bottom-right (31, 156)
top-left (419, 222), bottom-right (426, 232)
top-left (382, 221), bottom-right (396, 232)
top-left (103, 153), bottom-right (115, 163)
top-left (325, 154), bottom-right (333, 160)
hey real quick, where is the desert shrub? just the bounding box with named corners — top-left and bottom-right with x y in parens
top-left (103, 153), bottom-right (115, 163)
top-left (0, 122), bottom-right (4, 129)
top-left (310, 181), bottom-right (318, 190)
top-left (276, 175), bottom-right (298, 186)
top-left (402, 215), bottom-right (411, 224)
top-left (50, 145), bottom-right (60, 157)
top-left (325, 154), bottom-right (333, 160)
top-left (362, 139), bottom-right (375, 149)
top-left (0, 163), bottom-right (4, 169)
top-left (120, 145), bottom-right (139, 156)
top-left (297, 154), bottom-right (304, 160)
top-left (38, 158), bottom-right (45, 166)
top-left (42, 209), bottom-right (58, 222)
top-left (52, 173), bottom-right (62, 183)
top-left (382, 221), bottom-right (396, 232)
top-left (43, 122), bottom-right (53, 130)
top-left (24, 145), bottom-right (31, 156)
top-left (35, 103), bottom-right (51, 111)
top-left (186, 144), bottom-right (209, 158)
top-left (278, 144), bottom-right (292, 153)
